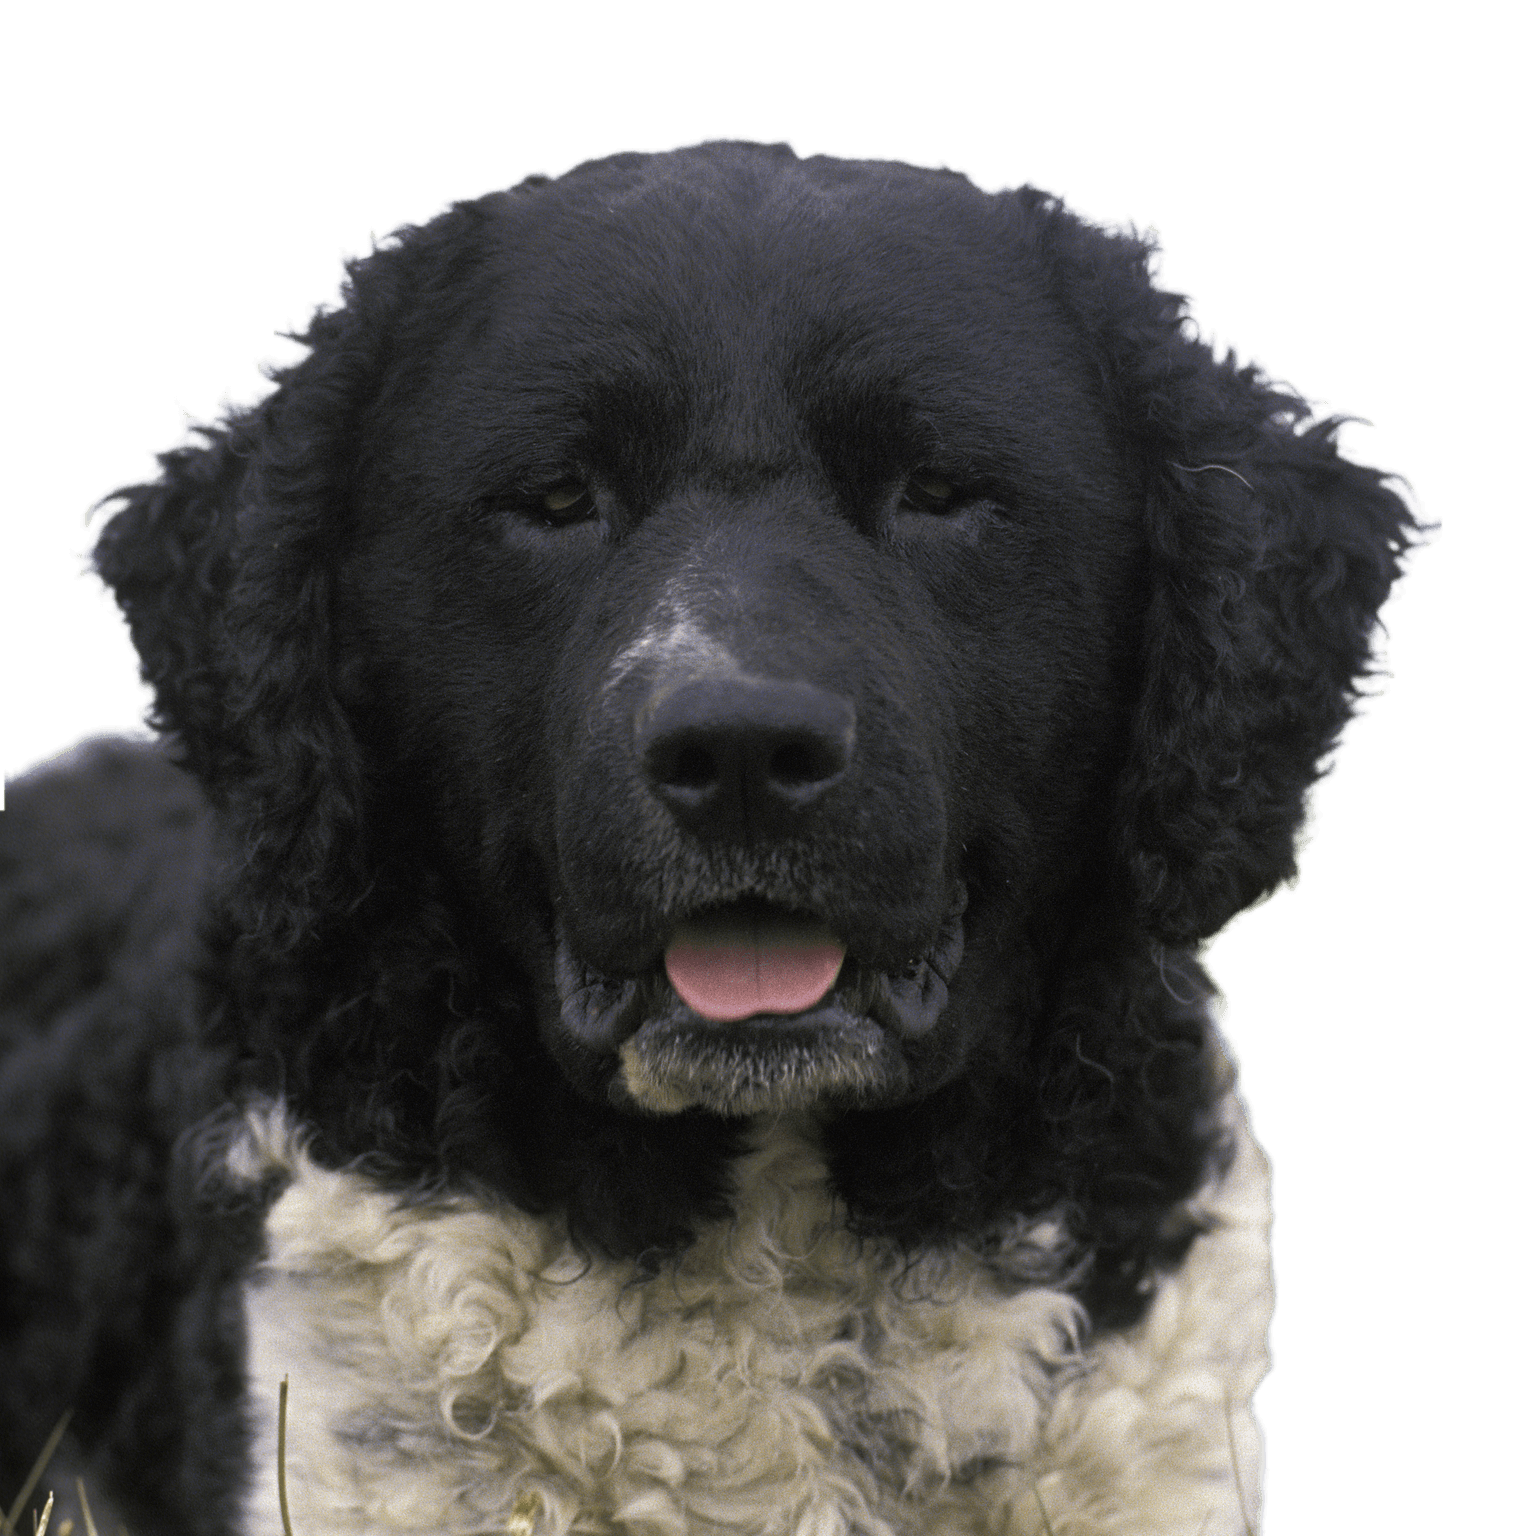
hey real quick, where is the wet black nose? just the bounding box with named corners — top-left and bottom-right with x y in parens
top-left (636, 674), bottom-right (856, 838)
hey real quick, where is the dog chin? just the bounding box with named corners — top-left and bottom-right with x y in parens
top-left (615, 1010), bottom-right (898, 1116)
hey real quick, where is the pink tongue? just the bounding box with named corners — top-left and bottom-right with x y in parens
top-left (664, 910), bottom-right (846, 1023)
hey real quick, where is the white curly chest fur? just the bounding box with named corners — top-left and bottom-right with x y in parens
top-left (233, 1090), bottom-right (1271, 1536)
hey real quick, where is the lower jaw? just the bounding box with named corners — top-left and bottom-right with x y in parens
top-left (614, 1007), bottom-right (897, 1116)
top-left (552, 891), bottom-right (966, 1116)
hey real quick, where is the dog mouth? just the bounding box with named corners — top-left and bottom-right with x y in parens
top-left (662, 907), bottom-right (847, 1021)
top-left (553, 893), bottom-right (965, 1116)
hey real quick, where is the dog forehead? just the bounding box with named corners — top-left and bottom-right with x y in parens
top-left (361, 147), bottom-right (1110, 548)
top-left (515, 141), bottom-right (996, 251)
top-left (422, 147), bottom-right (1082, 488)
top-left (482, 145), bottom-right (1029, 356)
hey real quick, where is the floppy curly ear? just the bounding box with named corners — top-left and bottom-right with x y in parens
top-left (1123, 409), bottom-right (1415, 942)
top-left (1021, 191), bottom-right (1417, 943)
top-left (93, 257), bottom-right (425, 947)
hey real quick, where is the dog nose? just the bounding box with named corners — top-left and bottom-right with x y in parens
top-left (636, 674), bottom-right (856, 837)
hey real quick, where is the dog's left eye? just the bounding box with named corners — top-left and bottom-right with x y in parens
top-left (900, 473), bottom-right (958, 514)
top-left (536, 481), bottom-right (597, 526)
top-left (477, 480), bottom-right (598, 529)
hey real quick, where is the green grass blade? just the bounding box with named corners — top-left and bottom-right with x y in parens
top-left (73, 1480), bottom-right (98, 1536)
top-left (4, 1412), bottom-right (73, 1536)
top-left (276, 1378), bottom-right (294, 1536)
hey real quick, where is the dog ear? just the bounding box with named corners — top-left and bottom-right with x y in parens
top-left (1124, 411), bottom-right (1415, 943)
top-left (93, 241), bottom-right (437, 948)
top-left (1024, 193), bottom-right (1418, 943)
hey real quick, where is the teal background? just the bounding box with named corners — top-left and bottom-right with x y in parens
top-left (5, 7), bottom-right (1524, 1527)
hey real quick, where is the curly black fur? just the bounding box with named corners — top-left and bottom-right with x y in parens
top-left (1, 143), bottom-right (1414, 1529)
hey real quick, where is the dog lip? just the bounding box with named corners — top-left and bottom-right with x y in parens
top-left (552, 892), bottom-right (965, 1053)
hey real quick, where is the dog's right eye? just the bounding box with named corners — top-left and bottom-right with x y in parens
top-left (900, 473), bottom-right (959, 515)
top-left (538, 481), bottom-right (596, 525)
top-left (476, 480), bottom-right (598, 529)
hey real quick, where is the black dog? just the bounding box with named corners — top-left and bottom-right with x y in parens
top-left (0, 143), bottom-right (1412, 1535)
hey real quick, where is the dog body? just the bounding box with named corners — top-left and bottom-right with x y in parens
top-left (0, 144), bottom-right (1410, 1534)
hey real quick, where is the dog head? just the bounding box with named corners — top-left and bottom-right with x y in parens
top-left (96, 144), bottom-right (1413, 1129)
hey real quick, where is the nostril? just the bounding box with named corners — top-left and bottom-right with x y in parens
top-left (768, 737), bottom-right (843, 791)
top-left (662, 740), bottom-right (719, 792)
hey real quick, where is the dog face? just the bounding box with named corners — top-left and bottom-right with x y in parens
top-left (330, 153), bottom-right (1146, 1117)
top-left (94, 142), bottom-right (1412, 1267)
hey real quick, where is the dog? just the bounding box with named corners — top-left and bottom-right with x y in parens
top-left (0, 142), bottom-right (1413, 1535)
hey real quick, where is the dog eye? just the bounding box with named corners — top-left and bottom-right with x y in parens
top-left (476, 480), bottom-right (598, 530)
top-left (537, 481), bottom-right (597, 526)
top-left (901, 473), bottom-right (958, 514)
